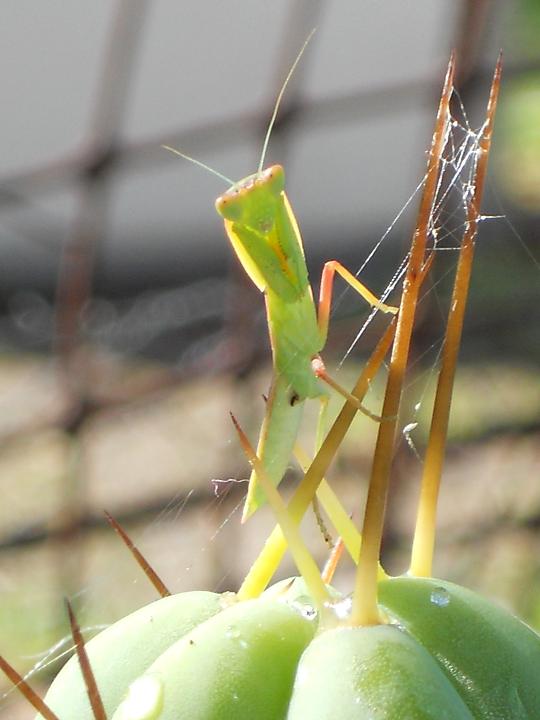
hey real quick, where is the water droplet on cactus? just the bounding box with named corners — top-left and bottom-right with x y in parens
top-left (225, 624), bottom-right (241, 639)
top-left (224, 624), bottom-right (249, 648)
top-left (392, 621), bottom-right (407, 633)
top-left (430, 587), bottom-right (451, 607)
top-left (324, 595), bottom-right (353, 621)
top-left (290, 598), bottom-right (318, 621)
top-left (218, 591), bottom-right (238, 610)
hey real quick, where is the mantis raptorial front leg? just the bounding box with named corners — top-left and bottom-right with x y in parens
top-left (311, 396), bottom-right (334, 549)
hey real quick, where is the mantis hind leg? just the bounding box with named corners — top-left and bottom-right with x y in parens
top-left (317, 260), bottom-right (398, 346)
top-left (311, 395), bottom-right (335, 548)
top-left (312, 356), bottom-right (395, 423)
top-left (314, 259), bottom-right (398, 423)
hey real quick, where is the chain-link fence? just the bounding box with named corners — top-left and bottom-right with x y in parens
top-left (1, 2), bottom-right (539, 716)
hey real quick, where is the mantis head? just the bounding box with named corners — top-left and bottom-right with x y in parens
top-left (215, 165), bottom-right (285, 232)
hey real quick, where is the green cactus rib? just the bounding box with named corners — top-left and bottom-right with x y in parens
top-left (288, 625), bottom-right (475, 719)
top-left (378, 577), bottom-right (540, 719)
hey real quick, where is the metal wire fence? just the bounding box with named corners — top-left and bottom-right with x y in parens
top-left (1, 1), bottom-right (539, 715)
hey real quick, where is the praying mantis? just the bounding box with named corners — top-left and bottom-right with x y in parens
top-left (165, 36), bottom-right (397, 521)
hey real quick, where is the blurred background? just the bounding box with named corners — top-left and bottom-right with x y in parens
top-left (0, 0), bottom-right (539, 716)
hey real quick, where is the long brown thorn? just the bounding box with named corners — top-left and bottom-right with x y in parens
top-left (352, 53), bottom-right (456, 626)
top-left (0, 655), bottom-right (59, 720)
top-left (104, 510), bottom-right (171, 598)
top-left (230, 412), bottom-right (330, 607)
top-left (410, 55), bottom-right (502, 577)
top-left (65, 599), bottom-right (107, 720)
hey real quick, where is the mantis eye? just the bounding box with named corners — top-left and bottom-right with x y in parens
top-left (215, 190), bottom-right (243, 221)
top-left (261, 165), bottom-right (285, 196)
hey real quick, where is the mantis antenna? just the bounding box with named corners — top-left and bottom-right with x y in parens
top-left (257, 28), bottom-right (317, 175)
top-left (164, 29), bottom-right (315, 185)
top-left (161, 145), bottom-right (235, 187)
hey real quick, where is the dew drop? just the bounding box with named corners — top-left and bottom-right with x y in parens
top-left (219, 591), bottom-right (238, 610)
top-left (291, 600), bottom-right (318, 621)
top-left (225, 625), bottom-right (241, 639)
top-left (430, 587), bottom-right (451, 607)
top-left (225, 624), bottom-right (249, 648)
top-left (324, 596), bottom-right (353, 620)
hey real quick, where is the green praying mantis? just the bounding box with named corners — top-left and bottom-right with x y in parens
top-left (165, 36), bottom-right (397, 521)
